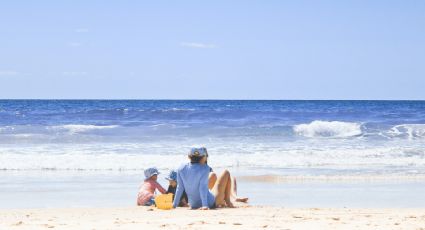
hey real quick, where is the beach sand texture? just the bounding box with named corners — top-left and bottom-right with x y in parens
top-left (1, 206), bottom-right (425, 230)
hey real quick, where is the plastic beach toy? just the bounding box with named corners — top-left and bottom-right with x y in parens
top-left (155, 193), bottom-right (174, 210)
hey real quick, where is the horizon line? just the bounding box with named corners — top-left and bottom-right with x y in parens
top-left (0, 98), bottom-right (424, 101)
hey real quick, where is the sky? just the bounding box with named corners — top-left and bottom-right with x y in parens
top-left (0, 0), bottom-right (424, 100)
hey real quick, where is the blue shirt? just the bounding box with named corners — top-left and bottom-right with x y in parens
top-left (173, 163), bottom-right (215, 209)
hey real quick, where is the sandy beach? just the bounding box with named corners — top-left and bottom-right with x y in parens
top-left (1, 206), bottom-right (425, 230)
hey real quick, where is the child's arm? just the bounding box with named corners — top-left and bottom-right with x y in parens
top-left (173, 171), bottom-right (185, 208)
top-left (154, 181), bottom-right (167, 194)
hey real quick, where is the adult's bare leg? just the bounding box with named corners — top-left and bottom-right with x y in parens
top-left (230, 177), bottom-right (248, 202)
top-left (212, 170), bottom-right (234, 208)
top-left (208, 172), bottom-right (217, 190)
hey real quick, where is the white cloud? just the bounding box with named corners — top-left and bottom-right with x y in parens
top-left (180, 42), bottom-right (217, 49)
top-left (75, 28), bottom-right (89, 33)
top-left (0, 71), bottom-right (19, 76)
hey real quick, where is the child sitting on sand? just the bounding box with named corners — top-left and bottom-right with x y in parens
top-left (165, 170), bottom-right (188, 207)
top-left (137, 167), bottom-right (167, 206)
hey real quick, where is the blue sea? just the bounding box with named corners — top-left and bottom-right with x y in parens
top-left (1, 100), bottom-right (425, 208)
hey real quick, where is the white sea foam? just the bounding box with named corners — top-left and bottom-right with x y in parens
top-left (0, 126), bottom-right (15, 133)
top-left (51, 124), bottom-right (119, 134)
top-left (388, 124), bottom-right (425, 139)
top-left (1, 143), bottom-right (425, 174)
top-left (293, 120), bottom-right (362, 138)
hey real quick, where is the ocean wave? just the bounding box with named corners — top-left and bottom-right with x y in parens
top-left (293, 120), bottom-right (362, 138)
top-left (168, 108), bottom-right (196, 112)
top-left (152, 108), bottom-right (196, 112)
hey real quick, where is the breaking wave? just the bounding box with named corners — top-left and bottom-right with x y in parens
top-left (293, 120), bottom-right (362, 138)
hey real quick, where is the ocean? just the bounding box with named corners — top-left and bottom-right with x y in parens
top-left (1, 100), bottom-right (425, 208)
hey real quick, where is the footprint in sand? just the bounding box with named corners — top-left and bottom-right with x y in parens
top-left (188, 221), bottom-right (206, 225)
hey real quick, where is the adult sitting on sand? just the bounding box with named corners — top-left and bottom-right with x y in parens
top-left (173, 147), bottom-right (236, 209)
top-left (206, 153), bottom-right (248, 203)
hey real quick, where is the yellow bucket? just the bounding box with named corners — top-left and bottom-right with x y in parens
top-left (155, 193), bottom-right (174, 210)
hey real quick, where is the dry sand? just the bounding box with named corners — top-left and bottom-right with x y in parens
top-left (1, 206), bottom-right (425, 230)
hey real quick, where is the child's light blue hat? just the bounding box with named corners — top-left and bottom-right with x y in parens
top-left (165, 170), bottom-right (177, 181)
top-left (144, 167), bottom-right (160, 180)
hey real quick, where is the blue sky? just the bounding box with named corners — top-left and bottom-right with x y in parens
top-left (0, 0), bottom-right (424, 99)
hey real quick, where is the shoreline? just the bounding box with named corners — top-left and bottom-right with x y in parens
top-left (2, 171), bottom-right (425, 209)
top-left (1, 206), bottom-right (425, 229)
top-left (238, 174), bottom-right (425, 183)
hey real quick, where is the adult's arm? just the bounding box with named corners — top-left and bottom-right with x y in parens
top-left (173, 170), bottom-right (185, 208)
